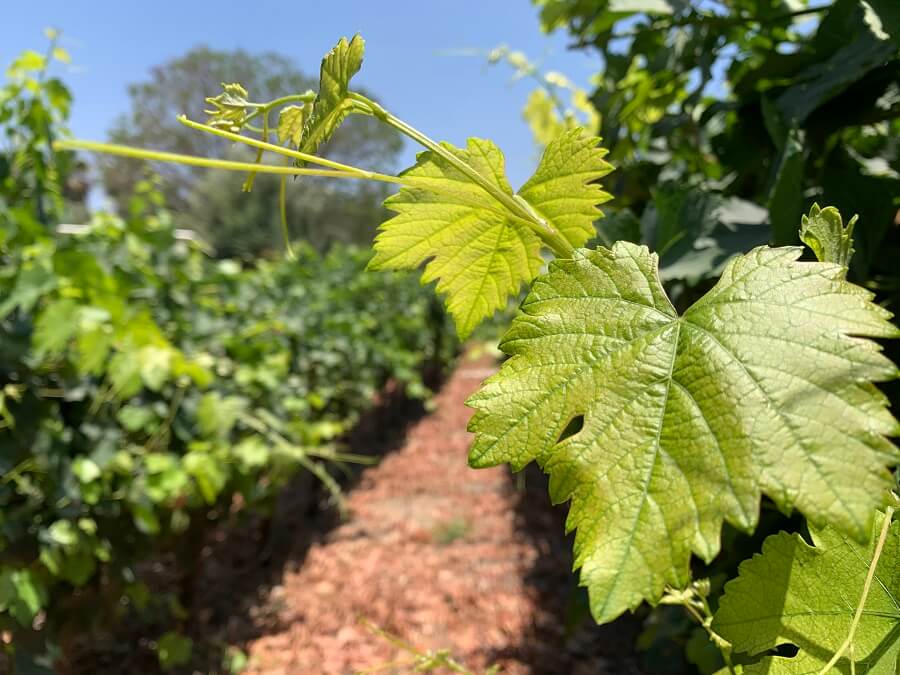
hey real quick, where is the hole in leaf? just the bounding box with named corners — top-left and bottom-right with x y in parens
top-left (771, 643), bottom-right (799, 658)
top-left (556, 414), bottom-right (584, 444)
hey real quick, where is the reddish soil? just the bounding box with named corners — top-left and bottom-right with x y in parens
top-left (240, 350), bottom-right (641, 675)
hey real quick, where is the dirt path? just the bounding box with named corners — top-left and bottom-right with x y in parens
top-left (243, 350), bottom-right (639, 675)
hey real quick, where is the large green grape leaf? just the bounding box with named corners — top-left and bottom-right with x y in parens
top-left (467, 242), bottom-right (899, 622)
top-left (370, 129), bottom-right (612, 337)
top-left (298, 34), bottom-right (364, 156)
top-left (713, 510), bottom-right (899, 674)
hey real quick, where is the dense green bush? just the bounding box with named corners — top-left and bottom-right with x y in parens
top-left (531, 0), bottom-right (900, 296)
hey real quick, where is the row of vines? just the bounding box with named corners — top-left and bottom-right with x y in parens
top-left (0, 43), bottom-right (455, 671)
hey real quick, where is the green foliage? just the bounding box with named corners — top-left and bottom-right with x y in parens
top-left (800, 202), bottom-right (858, 267)
top-left (532, 0), bottom-right (900, 290)
top-left (49, 29), bottom-right (900, 674)
top-left (713, 509), bottom-right (899, 673)
top-left (298, 33), bottom-right (365, 157)
top-left (0, 41), bottom-right (456, 664)
top-left (157, 631), bottom-right (193, 669)
top-left (0, 200), bottom-right (452, 639)
top-left (370, 129), bottom-right (612, 336)
top-left (0, 32), bottom-right (79, 225)
top-left (468, 242), bottom-right (898, 621)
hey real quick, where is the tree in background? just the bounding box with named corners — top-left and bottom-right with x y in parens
top-left (186, 161), bottom-right (394, 258)
top-left (99, 47), bottom-right (402, 255)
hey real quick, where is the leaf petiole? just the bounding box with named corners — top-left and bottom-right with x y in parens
top-left (53, 139), bottom-right (380, 180)
top-left (176, 115), bottom-right (402, 183)
top-left (278, 173), bottom-right (295, 260)
top-left (242, 92), bottom-right (316, 126)
top-left (348, 91), bottom-right (576, 258)
top-left (662, 581), bottom-right (737, 675)
top-left (241, 108), bottom-right (269, 192)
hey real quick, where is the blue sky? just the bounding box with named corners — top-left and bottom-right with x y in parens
top-left (4, 1), bottom-right (601, 189)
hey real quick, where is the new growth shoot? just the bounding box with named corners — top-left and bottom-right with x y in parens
top-left (56, 34), bottom-right (579, 262)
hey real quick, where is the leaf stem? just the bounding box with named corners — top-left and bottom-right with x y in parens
top-left (663, 582), bottom-right (736, 675)
top-left (177, 115), bottom-right (402, 183)
top-left (349, 91), bottom-right (575, 258)
top-left (242, 108), bottom-right (269, 192)
top-left (279, 174), bottom-right (295, 260)
top-left (243, 92), bottom-right (316, 125)
top-left (815, 506), bottom-right (895, 675)
top-left (54, 139), bottom-right (388, 181)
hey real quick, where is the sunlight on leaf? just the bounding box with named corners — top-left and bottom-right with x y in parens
top-left (370, 129), bottom-right (611, 337)
top-left (468, 242), bottom-right (899, 622)
top-left (713, 510), bottom-right (899, 674)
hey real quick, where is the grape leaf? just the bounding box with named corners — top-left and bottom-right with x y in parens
top-left (298, 34), bottom-right (364, 156)
top-left (800, 202), bottom-right (857, 267)
top-left (370, 129), bottom-right (612, 337)
top-left (277, 103), bottom-right (311, 146)
top-left (204, 83), bottom-right (250, 133)
top-left (467, 242), bottom-right (899, 622)
top-left (33, 299), bottom-right (79, 357)
top-left (712, 510), bottom-right (899, 674)
top-left (517, 129), bottom-right (613, 247)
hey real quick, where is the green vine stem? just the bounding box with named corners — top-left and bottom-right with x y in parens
top-left (279, 172), bottom-right (294, 259)
top-left (176, 115), bottom-right (401, 181)
top-left (816, 504), bottom-right (896, 675)
top-left (60, 88), bottom-right (578, 261)
top-left (241, 107), bottom-right (270, 192)
top-left (53, 139), bottom-right (377, 180)
top-left (242, 92), bottom-right (315, 126)
top-left (661, 579), bottom-right (737, 675)
top-left (356, 619), bottom-right (495, 674)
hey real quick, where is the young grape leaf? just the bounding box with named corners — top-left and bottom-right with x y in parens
top-left (204, 83), bottom-right (250, 133)
top-left (800, 202), bottom-right (857, 267)
top-left (277, 103), bottom-right (311, 146)
top-left (518, 129), bottom-right (613, 247)
top-left (468, 242), bottom-right (899, 622)
top-left (370, 129), bottom-right (612, 337)
top-left (298, 34), bottom-right (365, 156)
top-left (712, 510), bottom-right (899, 674)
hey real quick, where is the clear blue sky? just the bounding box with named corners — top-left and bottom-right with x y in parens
top-left (4, 1), bottom-right (601, 189)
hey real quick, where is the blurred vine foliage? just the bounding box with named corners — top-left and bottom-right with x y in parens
top-left (530, 0), bottom-right (899, 304)
top-left (0, 41), bottom-right (453, 670)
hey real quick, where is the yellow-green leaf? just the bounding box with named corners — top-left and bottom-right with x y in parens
top-left (713, 510), bottom-right (899, 674)
top-left (468, 242), bottom-right (899, 622)
top-left (277, 103), bottom-right (310, 146)
top-left (298, 34), bottom-right (365, 156)
top-left (369, 137), bottom-right (542, 338)
top-left (370, 129), bottom-right (612, 337)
